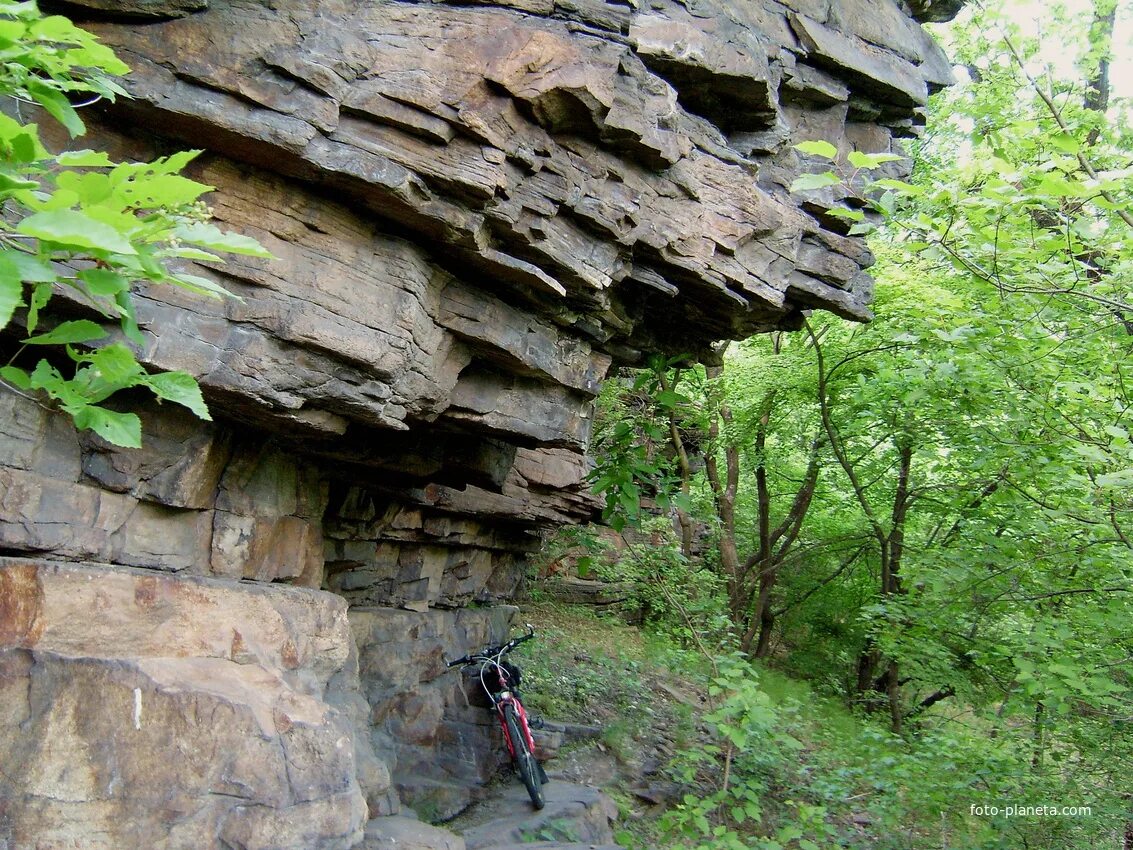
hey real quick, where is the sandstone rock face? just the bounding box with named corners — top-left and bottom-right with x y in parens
top-left (0, 557), bottom-right (368, 849)
top-left (0, 0), bottom-right (962, 846)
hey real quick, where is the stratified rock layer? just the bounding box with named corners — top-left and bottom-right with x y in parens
top-left (5, 0), bottom-right (957, 607)
top-left (0, 0), bottom-right (961, 846)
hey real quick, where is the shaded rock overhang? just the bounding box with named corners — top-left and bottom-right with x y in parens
top-left (5, 0), bottom-right (966, 590)
top-left (60, 0), bottom-right (965, 353)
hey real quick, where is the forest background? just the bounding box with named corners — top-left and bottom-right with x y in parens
top-left (557, 1), bottom-right (1133, 847)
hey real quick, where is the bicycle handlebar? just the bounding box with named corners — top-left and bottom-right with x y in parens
top-left (445, 624), bottom-right (535, 668)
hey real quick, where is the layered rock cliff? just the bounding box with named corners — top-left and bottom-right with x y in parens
top-left (0, 0), bottom-right (962, 846)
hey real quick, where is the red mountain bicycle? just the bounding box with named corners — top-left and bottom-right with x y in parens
top-left (446, 624), bottom-right (548, 809)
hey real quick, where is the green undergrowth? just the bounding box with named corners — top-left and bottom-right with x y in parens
top-left (517, 601), bottom-right (1123, 850)
top-left (516, 601), bottom-right (664, 735)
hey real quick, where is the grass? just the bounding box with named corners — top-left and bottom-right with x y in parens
top-left (514, 601), bottom-right (655, 728)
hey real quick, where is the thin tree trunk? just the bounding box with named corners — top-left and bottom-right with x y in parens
top-left (809, 320), bottom-right (917, 731)
top-left (857, 644), bottom-right (879, 696)
top-left (704, 364), bottom-right (743, 619)
top-left (887, 660), bottom-right (902, 735)
top-left (659, 369), bottom-right (695, 557)
top-left (752, 435), bottom-right (826, 655)
top-left (882, 442), bottom-right (913, 732)
top-left (1031, 700), bottom-right (1045, 770)
top-left (743, 390), bottom-right (776, 655)
top-left (1083, 0), bottom-right (1115, 145)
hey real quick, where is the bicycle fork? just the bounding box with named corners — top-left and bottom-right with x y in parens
top-left (494, 693), bottom-right (536, 758)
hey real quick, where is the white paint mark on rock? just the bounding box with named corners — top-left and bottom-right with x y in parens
top-left (134, 687), bottom-right (142, 730)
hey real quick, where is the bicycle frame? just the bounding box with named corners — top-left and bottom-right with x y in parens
top-left (447, 625), bottom-right (546, 809)
top-left (479, 652), bottom-right (538, 760)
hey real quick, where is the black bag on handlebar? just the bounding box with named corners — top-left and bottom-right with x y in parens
top-left (477, 659), bottom-right (522, 698)
top-left (502, 660), bottom-right (522, 688)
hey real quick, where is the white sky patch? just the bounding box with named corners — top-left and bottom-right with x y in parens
top-left (994, 0), bottom-right (1132, 96)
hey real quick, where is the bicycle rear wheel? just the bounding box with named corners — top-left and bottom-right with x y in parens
top-left (503, 704), bottom-right (545, 810)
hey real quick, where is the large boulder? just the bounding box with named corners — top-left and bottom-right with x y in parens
top-left (350, 605), bottom-right (520, 820)
top-left (0, 558), bottom-right (369, 849)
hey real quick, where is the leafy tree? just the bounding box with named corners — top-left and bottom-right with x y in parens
top-left (0, 0), bottom-right (270, 447)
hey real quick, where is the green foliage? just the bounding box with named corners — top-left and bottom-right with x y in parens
top-left (595, 517), bottom-right (731, 644)
top-left (575, 4), bottom-right (1132, 847)
top-left (587, 355), bottom-right (699, 531)
top-left (529, 524), bottom-right (614, 581)
top-left (0, 1), bottom-right (271, 447)
top-left (652, 647), bottom-right (1128, 850)
top-left (789, 140), bottom-right (914, 233)
top-left (659, 656), bottom-right (835, 850)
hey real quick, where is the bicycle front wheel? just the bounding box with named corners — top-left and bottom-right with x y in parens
top-left (503, 703), bottom-right (545, 810)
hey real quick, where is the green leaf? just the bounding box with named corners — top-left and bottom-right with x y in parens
top-left (1096, 468), bottom-right (1133, 488)
top-left (7, 123), bottom-right (45, 163)
top-left (869, 177), bottom-right (921, 195)
top-left (71, 405), bottom-right (142, 448)
top-left (0, 253), bottom-right (25, 328)
top-left (56, 149), bottom-right (115, 167)
top-left (151, 150), bottom-right (201, 176)
top-left (127, 173), bottom-right (211, 207)
top-left (173, 221), bottom-right (273, 258)
top-left (115, 290), bottom-right (145, 345)
top-left (794, 140), bottom-right (838, 160)
top-left (656, 389), bottom-right (690, 407)
top-left (170, 272), bottom-right (233, 300)
top-left (0, 168), bottom-right (38, 193)
top-left (25, 283), bottom-right (52, 334)
top-left (79, 344), bottom-right (144, 385)
top-left (55, 170), bottom-right (114, 205)
top-left (0, 18), bottom-right (27, 48)
top-left (27, 359), bottom-right (66, 395)
top-left (848, 150), bottom-right (903, 169)
top-left (1033, 174), bottom-right (1084, 197)
top-left (24, 319), bottom-right (107, 345)
top-left (874, 190), bottom-right (898, 217)
top-left (0, 250), bottom-right (55, 283)
top-left (143, 371), bottom-right (211, 420)
top-left (790, 171), bottom-right (841, 192)
top-left (26, 78), bottom-right (85, 137)
top-left (77, 268), bottom-right (129, 297)
top-left (825, 207), bottom-right (866, 221)
top-left (1048, 133), bottom-right (1080, 154)
top-left (163, 247), bottom-right (223, 262)
top-left (0, 366), bottom-right (31, 390)
top-left (17, 209), bottom-right (137, 255)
